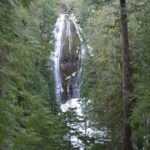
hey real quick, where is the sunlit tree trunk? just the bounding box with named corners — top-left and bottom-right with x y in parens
top-left (120, 0), bottom-right (132, 149)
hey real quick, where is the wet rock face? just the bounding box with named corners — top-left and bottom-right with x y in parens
top-left (54, 14), bottom-right (85, 104)
top-left (60, 15), bottom-right (81, 103)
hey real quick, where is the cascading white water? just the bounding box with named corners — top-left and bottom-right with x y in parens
top-left (53, 14), bottom-right (65, 103)
top-left (53, 13), bottom-right (85, 104)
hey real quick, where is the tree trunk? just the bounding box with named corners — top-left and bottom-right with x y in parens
top-left (0, 46), bottom-right (9, 150)
top-left (84, 117), bottom-right (87, 150)
top-left (69, 121), bottom-right (71, 150)
top-left (1, 46), bottom-right (8, 97)
top-left (120, 0), bottom-right (132, 150)
top-left (137, 139), bottom-right (142, 150)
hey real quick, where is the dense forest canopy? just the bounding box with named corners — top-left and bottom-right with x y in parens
top-left (0, 0), bottom-right (150, 149)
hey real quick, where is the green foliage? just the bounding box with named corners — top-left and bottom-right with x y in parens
top-left (80, 2), bottom-right (123, 148)
top-left (1, 0), bottom-right (150, 149)
top-left (128, 0), bottom-right (150, 148)
top-left (62, 108), bottom-right (83, 150)
top-left (0, 0), bottom-right (68, 149)
top-left (79, 0), bottom-right (150, 149)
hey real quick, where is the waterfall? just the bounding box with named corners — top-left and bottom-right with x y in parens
top-left (53, 14), bottom-right (103, 150)
top-left (53, 13), bottom-right (85, 104)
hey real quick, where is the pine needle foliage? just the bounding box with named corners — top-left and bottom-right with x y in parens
top-left (0, 0), bottom-right (68, 149)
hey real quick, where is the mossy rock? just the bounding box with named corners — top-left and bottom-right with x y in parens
top-left (59, 15), bottom-right (81, 102)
